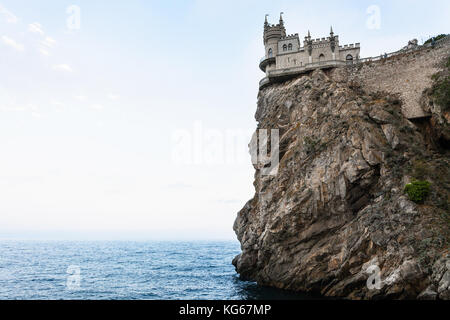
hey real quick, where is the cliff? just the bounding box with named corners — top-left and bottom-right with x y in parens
top-left (233, 38), bottom-right (450, 299)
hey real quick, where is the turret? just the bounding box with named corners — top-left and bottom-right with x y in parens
top-left (263, 13), bottom-right (286, 58)
top-left (305, 30), bottom-right (313, 63)
top-left (330, 26), bottom-right (336, 56)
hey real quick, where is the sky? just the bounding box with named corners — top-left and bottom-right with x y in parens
top-left (0, 0), bottom-right (449, 240)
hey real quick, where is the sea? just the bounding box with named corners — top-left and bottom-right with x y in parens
top-left (0, 240), bottom-right (313, 300)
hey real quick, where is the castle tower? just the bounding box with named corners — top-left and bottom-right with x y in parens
top-left (263, 13), bottom-right (286, 58)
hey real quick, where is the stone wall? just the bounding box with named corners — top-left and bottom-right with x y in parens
top-left (277, 51), bottom-right (309, 69)
top-left (275, 43), bottom-right (361, 69)
top-left (342, 41), bottom-right (450, 119)
top-left (278, 36), bottom-right (301, 53)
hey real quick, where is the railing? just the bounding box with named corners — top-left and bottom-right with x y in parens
top-left (355, 34), bottom-right (449, 64)
top-left (268, 60), bottom-right (346, 77)
top-left (259, 77), bottom-right (270, 88)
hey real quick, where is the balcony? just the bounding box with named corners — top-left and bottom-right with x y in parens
top-left (259, 77), bottom-right (270, 88)
top-left (259, 60), bottom-right (348, 89)
top-left (259, 56), bottom-right (275, 72)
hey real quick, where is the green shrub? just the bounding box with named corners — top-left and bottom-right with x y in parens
top-left (424, 34), bottom-right (447, 45)
top-left (432, 76), bottom-right (450, 111)
top-left (404, 180), bottom-right (431, 203)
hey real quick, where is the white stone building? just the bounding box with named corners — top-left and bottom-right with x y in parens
top-left (259, 14), bottom-right (361, 88)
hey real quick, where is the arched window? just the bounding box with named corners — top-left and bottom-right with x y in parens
top-left (282, 44), bottom-right (287, 52)
top-left (346, 54), bottom-right (353, 64)
top-left (288, 43), bottom-right (293, 51)
top-left (319, 54), bottom-right (325, 62)
top-left (268, 48), bottom-right (273, 58)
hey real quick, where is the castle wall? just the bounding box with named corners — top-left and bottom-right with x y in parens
top-left (278, 36), bottom-right (301, 53)
top-left (338, 42), bottom-right (450, 119)
top-left (338, 45), bottom-right (360, 61)
top-left (271, 37), bottom-right (362, 66)
top-left (308, 39), bottom-right (332, 62)
top-left (273, 42), bottom-right (362, 69)
top-left (311, 46), bottom-right (334, 62)
top-left (276, 51), bottom-right (309, 69)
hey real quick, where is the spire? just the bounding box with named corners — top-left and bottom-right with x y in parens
top-left (308, 30), bottom-right (311, 38)
top-left (279, 12), bottom-right (284, 26)
top-left (330, 26), bottom-right (336, 52)
top-left (264, 14), bottom-right (269, 26)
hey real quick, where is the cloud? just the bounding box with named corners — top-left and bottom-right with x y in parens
top-left (75, 95), bottom-right (87, 101)
top-left (167, 183), bottom-right (194, 190)
top-left (40, 37), bottom-right (56, 56)
top-left (1, 36), bottom-right (24, 51)
top-left (50, 100), bottom-right (65, 111)
top-left (28, 23), bottom-right (44, 35)
top-left (107, 93), bottom-right (120, 101)
top-left (28, 23), bottom-right (57, 56)
top-left (0, 5), bottom-right (18, 24)
top-left (90, 104), bottom-right (104, 110)
top-left (39, 48), bottom-right (50, 56)
top-left (52, 64), bottom-right (73, 73)
top-left (0, 102), bottom-right (40, 117)
top-left (0, 105), bottom-right (26, 111)
top-left (41, 37), bottom-right (56, 48)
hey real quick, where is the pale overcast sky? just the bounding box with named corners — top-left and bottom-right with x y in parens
top-left (0, 0), bottom-right (449, 240)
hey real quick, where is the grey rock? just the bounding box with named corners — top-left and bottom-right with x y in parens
top-left (233, 61), bottom-right (450, 299)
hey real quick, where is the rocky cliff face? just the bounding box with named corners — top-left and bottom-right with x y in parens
top-left (233, 42), bottom-right (450, 299)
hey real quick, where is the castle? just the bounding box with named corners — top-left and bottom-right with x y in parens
top-left (259, 14), bottom-right (361, 88)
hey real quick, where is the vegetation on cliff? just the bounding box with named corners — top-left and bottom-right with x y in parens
top-left (404, 180), bottom-right (431, 203)
top-left (431, 56), bottom-right (450, 112)
top-left (424, 34), bottom-right (448, 45)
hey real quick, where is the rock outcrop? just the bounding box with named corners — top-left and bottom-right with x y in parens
top-left (233, 41), bottom-right (450, 299)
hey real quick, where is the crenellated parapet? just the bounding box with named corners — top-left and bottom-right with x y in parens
top-left (339, 43), bottom-right (361, 49)
top-left (281, 33), bottom-right (299, 40)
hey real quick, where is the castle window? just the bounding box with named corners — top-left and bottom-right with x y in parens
top-left (346, 54), bottom-right (353, 64)
top-left (288, 43), bottom-right (293, 51)
top-left (319, 54), bottom-right (325, 62)
top-left (268, 48), bottom-right (273, 57)
top-left (283, 44), bottom-right (287, 52)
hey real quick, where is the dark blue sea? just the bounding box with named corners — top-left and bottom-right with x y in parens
top-left (0, 241), bottom-right (312, 300)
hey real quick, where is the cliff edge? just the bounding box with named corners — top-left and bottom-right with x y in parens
top-left (233, 39), bottom-right (450, 299)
